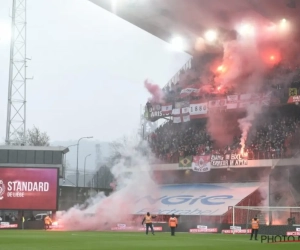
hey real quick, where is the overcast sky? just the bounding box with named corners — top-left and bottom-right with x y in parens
top-left (0, 0), bottom-right (190, 144)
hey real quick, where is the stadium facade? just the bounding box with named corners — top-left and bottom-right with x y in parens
top-left (88, 0), bottom-right (300, 235)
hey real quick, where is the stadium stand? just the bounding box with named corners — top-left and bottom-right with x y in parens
top-left (149, 105), bottom-right (300, 163)
top-left (147, 58), bottom-right (300, 164)
top-left (141, 59), bottom-right (300, 231)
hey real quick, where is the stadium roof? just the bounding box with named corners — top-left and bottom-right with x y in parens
top-left (89, 0), bottom-right (299, 55)
top-left (0, 145), bottom-right (69, 153)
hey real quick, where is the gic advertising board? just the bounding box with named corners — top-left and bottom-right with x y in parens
top-left (0, 167), bottom-right (58, 210)
top-left (133, 183), bottom-right (260, 215)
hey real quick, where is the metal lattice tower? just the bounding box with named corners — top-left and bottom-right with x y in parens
top-left (5, 0), bottom-right (27, 145)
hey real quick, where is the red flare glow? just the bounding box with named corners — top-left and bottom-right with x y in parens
top-left (261, 49), bottom-right (281, 66)
top-left (216, 65), bottom-right (227, 74)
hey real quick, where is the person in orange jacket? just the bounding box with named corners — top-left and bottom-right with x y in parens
top-left (44, 214), bottom-right (52, 230)
top-left (142, 212), bottom-right (157, 235)
top-left (169, 214), bottom-right (178, 236)
top-left (250, 216), bottom-right (259, 240)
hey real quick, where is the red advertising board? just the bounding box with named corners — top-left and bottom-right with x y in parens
top-left (287, 231), bottom-right (300, 236)
top-left (0, 223), bottom-right (18, 229)
top-left (222, 229), bottom-right (251, 234)
top-left (189, 228), bottom-right (218, 233)
top-left (111, 226), bottom-right (163, 231)
top-left (0, 168), bottom-right (58, 210)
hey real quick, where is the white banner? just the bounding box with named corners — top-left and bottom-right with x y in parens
top-left (227, 95), bottom-right (238, 102)
top-left (161, 104), bottom-right (172, 113)
top-left (175, 101), bottom-right (189, 109)
top-left (208, 99), bottom-right (227, 108)
top-left (180, 88), bottom-right (199, 95)
top-left (227, 95), bottom-right (239, 109)
top-left (150, 104), bottom-right (161, 111)
top-left (182, 115), bottom-right (190, 123)
top-left (182, 107), bottom-right (189, 114)
top-left (173, 116), bottom-right (182, 123)
top-left (192, 155), bottom-right (211, 172)
top-left (172, 108), bottom-right (181, 115)
top-left (190, 103), bottom-right (207, 115)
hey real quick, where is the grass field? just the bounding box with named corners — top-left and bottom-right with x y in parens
top-left (0, 230), bottom-right (299, 250)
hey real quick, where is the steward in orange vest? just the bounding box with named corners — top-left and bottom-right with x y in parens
top-left (44, 215), bottom-right (52, 230)
top-left (250, 216), bottom-right (259, 240)
top-left (142, 212), bottom-right (156, 235)
top-left (168, 214), bottom-right (178, 236)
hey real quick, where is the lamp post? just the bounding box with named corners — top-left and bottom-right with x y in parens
top-left (76, 136), bottom-right (93, 188)
top-left (84, 154), bottom-right (91, 187)
top-left (63, 144), bottom-right (78, 180)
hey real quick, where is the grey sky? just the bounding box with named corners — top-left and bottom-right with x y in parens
top-left (0, 0), bottom-right (191, 143)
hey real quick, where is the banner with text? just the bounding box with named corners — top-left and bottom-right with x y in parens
top-left (189, 102), bottom-right (208, 119)
top-left (146, 91), bottom-right (278, 121)
top-left (180, 88), bottom-right (199, 98)
top-left (190, 102), bottom-right (208, 115)
top-left (208, 99), bottom-right (227, 109)
top-left (175, 101), bottom-right (190, 109)
top-left (226, 92), bottom-right (272, 109)
top-left (192, 155), bottom-right (211, 172)
top-left (161, 103), bottom-right (172, 114)
top-left (287, 95), bottom-right (300, 104)
top-left (210, 154), bottom-right (248, 167)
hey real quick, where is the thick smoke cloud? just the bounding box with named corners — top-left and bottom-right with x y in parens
top-left (199, 9), bottom-right (300, 208)
top-left (201, 10), bottom-right (299, 150)
top-left (57, 139), bottom-right (159, 231)
top-left (144, 80), bottom-right (165, 103)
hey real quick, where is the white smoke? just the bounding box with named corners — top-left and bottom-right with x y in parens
top-left (238, 104), bottom-right (261, 154)
top-left (57, 138), bottom-right (159, 231)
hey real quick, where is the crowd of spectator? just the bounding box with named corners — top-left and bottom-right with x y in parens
top-left (148, 106), bottom-right (300, 163)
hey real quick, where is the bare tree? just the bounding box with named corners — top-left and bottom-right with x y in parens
top-left (26, 126), bottom-right (50, 146)
top-left (12, 126), bottom-right (50, 146)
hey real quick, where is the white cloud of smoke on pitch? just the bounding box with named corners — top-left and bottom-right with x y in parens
top-left (57, 138), bottom-right (159, 231)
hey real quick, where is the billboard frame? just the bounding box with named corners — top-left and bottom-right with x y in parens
top-left (0, 166), bottom-right (59, 211)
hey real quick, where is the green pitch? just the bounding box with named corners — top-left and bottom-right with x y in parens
top-left (0, 230), bottom-right (299, 250)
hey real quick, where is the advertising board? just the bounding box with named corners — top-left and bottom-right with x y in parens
top-left (0, 167), bottom-right (58, 210)
top-left (134, 183), bottom-right (260, 215)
